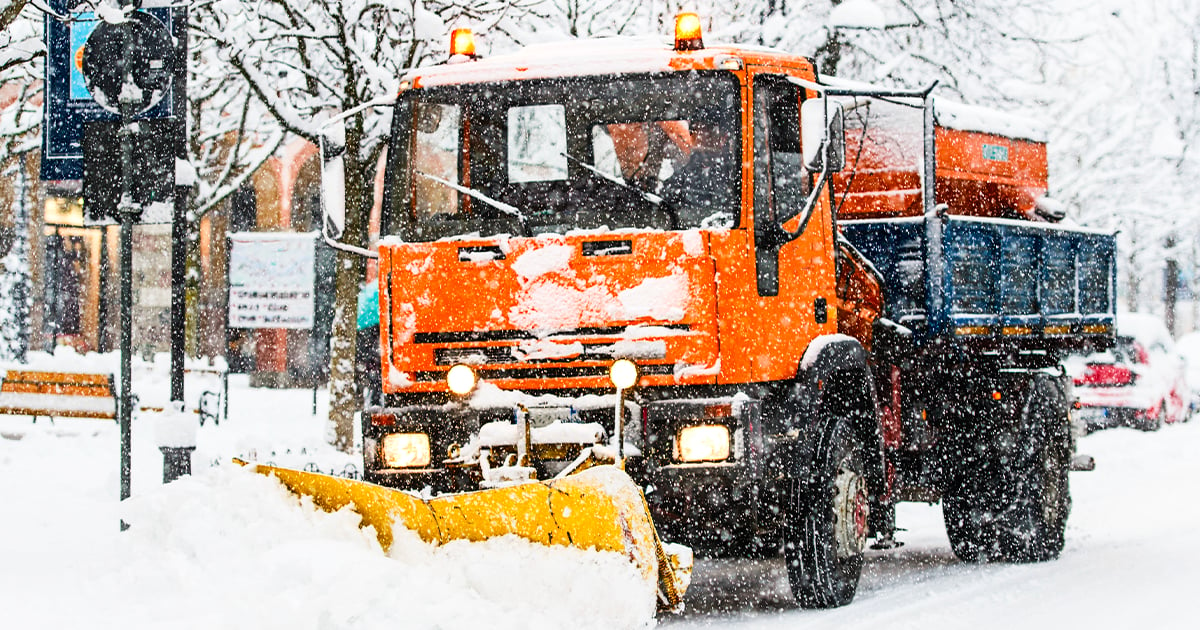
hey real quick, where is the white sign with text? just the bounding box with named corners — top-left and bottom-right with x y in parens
top-left (228, 232), bottom-right (317, 329)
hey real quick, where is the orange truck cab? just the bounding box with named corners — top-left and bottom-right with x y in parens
top-left (323, 16), bottom-right (1115, 610)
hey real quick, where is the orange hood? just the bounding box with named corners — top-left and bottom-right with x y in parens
top-left (379, 230), bottom-right (721, 392)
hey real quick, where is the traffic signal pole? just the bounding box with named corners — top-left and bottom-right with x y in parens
top-left (169, 6), bottom-right (187, 405)
top-left (161, 5), bottom-right (193, 484)
top-left (117, 0), bottom-right (136, 531)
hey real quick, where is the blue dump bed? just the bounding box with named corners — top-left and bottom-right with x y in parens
top-left (840, 216), bottom-right (1116, 351)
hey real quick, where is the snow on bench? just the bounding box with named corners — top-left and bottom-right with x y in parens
top-left (0, 370), bottom-right (117, 422)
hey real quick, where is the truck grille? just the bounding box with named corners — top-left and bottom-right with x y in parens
top-left (413, 364), bottom-right (675, 382)
top-left (434, 341), bottom-right (668, 366)
top-left (434, 347), bottom-right (515, 365)
top-left (414, 324), bottom-right (689, 345)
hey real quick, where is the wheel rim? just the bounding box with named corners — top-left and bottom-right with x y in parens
top-left (833, 459), bottom-right (869, 559)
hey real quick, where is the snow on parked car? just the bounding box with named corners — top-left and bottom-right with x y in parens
top-left (1174, 330), bottom-right (1200, 414)
top-left (1066, 313), bottom-right (1190, 432)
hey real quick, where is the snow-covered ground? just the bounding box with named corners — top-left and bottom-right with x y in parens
top-left (667, 421), bottom-right (1200, 629)
top-left (1, 353), bottom-right (1197, 629)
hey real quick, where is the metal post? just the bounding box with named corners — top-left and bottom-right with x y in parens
top-left (170, 206), bottom-right (185, 401)
top-left (615, 388), bottom-right (625, 470)
top-left (119, 198), bottom-right (133, 531)
top-left (48, 226), bottom-right (60, 353)
top-left (516, 405), bottom-right (529, 466)
top-left (118, 0), bottom-right (137, 531)
top-left (169, 3), bottom-right (188, 404)
top-left (160, 445), bottom-right (194, 482)
top-left (921, 95), bottom-right (946, 338)
top-left (921, 95), bottom-right (937, 217)
top-left (97, 227), bottom-right (110, 353)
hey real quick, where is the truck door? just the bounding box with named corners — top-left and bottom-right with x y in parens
top-left (711, 69), bottom-right (838, 384)
top-left (752, 72), bottom-right (814, 297)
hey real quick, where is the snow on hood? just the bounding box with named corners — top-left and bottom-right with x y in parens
top-left (507, 242), bottom-right (690, 333)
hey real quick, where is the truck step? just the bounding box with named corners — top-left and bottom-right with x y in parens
top-left (869, 536), bottom-right (905, 550)
top-left (1070, 454), bottom-right (1096, 472)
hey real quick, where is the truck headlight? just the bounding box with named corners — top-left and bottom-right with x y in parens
top-left (609, 359), bottom-right (639, 390)
top-left (446, 364), bottom-right (477, 395)
top-left (676, 425), bottom-right (730, 462)
top-left (381, 433), bottom-right (431, 468)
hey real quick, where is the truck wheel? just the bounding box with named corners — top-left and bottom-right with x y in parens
top-left (996, 417), bottom-right (1070, 562)
top-left (943, 376), bottom-right (1070, 563)
top-left (784, 414), bottom-right (869, 608)
top-left (942, 485), bottom-right (995, 562)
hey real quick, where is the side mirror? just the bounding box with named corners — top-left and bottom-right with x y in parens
top-left (319, 120), bottom-right (347, 240)
top-left (801, 99), bottom-right (845, 172)
top-left (827, 104), bottom-right (845, 172)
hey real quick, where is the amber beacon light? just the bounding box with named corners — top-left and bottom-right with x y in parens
top-left (674, 13), bottom-right (704, 51)
top-left (450, 28), bottom-right (477, 57)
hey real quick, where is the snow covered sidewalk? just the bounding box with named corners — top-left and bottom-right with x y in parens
top-left (0, 369), bottom-right (655, 630)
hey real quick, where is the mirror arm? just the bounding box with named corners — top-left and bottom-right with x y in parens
top-left (773, 163), bottom-right (832, 242)
top-left (323, 226), bottom-right (379, 259)
top-left (321, 94), bottom-right (398, 132)
top-left (789, 75), bottom-right (938, 101)
top-left (317, 95), bottom-right (396, 260)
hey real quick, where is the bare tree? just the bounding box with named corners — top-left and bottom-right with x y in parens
top-left (192, 0), bottom-right (539, 451)
top-left (0, 1), bottom-right (41, 265)
top-left (0, 0), bottom-right (29, 33)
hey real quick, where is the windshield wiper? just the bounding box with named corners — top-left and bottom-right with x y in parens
top-left (561, 152), bottom-right (678, 229)
top-left (415, 171), bottom-right (530, 235)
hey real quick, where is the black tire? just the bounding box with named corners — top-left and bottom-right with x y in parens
top-left (784, 415), bottom-right (870, 608)
top-left (942, 376), bottom-right (1070, 563)
top-left (1137, 404), bottom-right (1165, 432)
top-left (942, 485), bottom-right (993, 562)
top-left (997, 414), bottom-right (1070, 562)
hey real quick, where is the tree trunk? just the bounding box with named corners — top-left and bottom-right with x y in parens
top-left (329, 249), bottom-right (365, 450)
top-left (814, 0), bottom-right (844, 77)
top-left (327, 128), bottom-right (371, 452)
top-left (1165, 235), bottom-right (1177, 336)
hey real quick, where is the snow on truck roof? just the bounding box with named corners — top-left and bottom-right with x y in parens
top-left (408, 37), bottom-right (1047, 143)
top-left (407, 37), bottom-right (807, 87)
top-left (934, 99), bottom-right (1048, 143)
top-left (820, 76), bottom-right (1048, 142)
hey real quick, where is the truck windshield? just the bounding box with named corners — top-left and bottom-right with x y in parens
top-left (389, 71), bottom-right (742, 241)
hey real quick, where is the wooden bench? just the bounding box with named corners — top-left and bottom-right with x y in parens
top-left (188, 367), bottom-right (228, 425)
top-left (135, 367), bottom-right (228, 425)
top-left (0, 370), bottom-right (117, 422)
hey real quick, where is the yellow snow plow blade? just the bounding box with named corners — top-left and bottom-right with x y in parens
top-left (238, 461), bottom-right (690, 610)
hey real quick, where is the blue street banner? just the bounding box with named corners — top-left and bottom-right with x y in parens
top-left (41, 1), bottom-right (179, 181)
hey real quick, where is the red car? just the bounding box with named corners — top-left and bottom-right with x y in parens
top-left (1067, 313), bottom-right (1190, 432)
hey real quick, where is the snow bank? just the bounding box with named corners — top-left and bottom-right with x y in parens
top-left (5, 465), bottom-right (655, 629)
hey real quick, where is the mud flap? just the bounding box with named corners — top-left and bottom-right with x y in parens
top-left (239, 461), bottom-right (690, 611)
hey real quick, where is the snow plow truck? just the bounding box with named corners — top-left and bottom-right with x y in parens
top-left (251, 14), bottom-right (1115, 612)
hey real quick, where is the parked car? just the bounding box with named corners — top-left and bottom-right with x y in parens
top-left (1066, 313), bottom-right (1189, 432)
top-left (1174, 330), bottom-right (1200, 414)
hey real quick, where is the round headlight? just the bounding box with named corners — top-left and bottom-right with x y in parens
top-left (446, 364), bottom-right (477, 395)
top-left (609, 359), bottom-right (639, 390)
